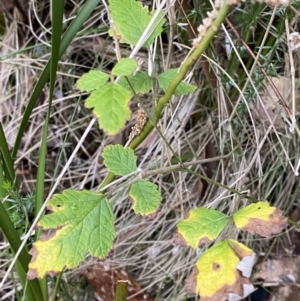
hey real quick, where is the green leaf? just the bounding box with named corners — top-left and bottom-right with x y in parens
top-left (102, 144), bottom-right (137, 176)
top-left (27, 190), bottom-right (116, 279)
top-left (112, 58), bottom-right (137, 76)
top-left (119, 71), bottom-right (152, 94)
top-left (109, 0), bottom-right (165, 47)
top-left (233, 201), bottom-right (287, 237)
top-left (85, 83), bottom-right (131, 135)
top-left (175, 207), bottom-right (228, 249)
top-left (129, 179), bottom-right (161, 216)
top-left (76, 70), bottom-right (109, 92)
top-left (158, 68), bottom-right (196, 95)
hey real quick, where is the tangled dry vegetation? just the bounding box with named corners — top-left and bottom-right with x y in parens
top-left (1, 0), bottom-right (300, 300)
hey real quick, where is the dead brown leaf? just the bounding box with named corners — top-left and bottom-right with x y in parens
top-left (253, 257), bottom-right (300, 301)
top-left (253, 256), bottom-right (300, 301)
top-left (82, 262), bottom-right (153, 301)
top-left (251, 77), bottom-right (300, 129)
top-left (254, 257), bottom-right (300, 285)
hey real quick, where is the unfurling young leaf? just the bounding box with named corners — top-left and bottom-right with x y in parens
top-left (76, 70), bottom-right (109, 92)
top-left (158, 68), bottom-right (196, 95)
top-left (185, 240), bottom-right (256, 301)
top-left (27, 190), bottom-right (116, 279)
top-left (112, 58), bottom-right (137, 76)
top-left (85, 83), bottom-right (131, 135)
top-left (102, 144), bottom-right (137, 176)
top-left (108, 0), bottom-right (165, 47)
top-left (129, 179), bottom-right (162, 216)
top-left (175, 207), bottom-right (228, 249)
top-left (233, 201), bottom-right (287, 237)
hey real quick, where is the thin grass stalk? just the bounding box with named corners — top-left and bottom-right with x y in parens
top-left (51, 272), bottom-right (62, 301)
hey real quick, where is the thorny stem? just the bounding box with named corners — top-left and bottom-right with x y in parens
top-left (99, 3), bottom-right (231, 190)
top-left (175, 0), bottom-right (219, 98)
top-left (141, 155), bottom-right (231, 177)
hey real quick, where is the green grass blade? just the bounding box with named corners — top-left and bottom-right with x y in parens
top-left (35, 0), bottom-right (64, 219)
top-left (12, 0), bottom-right (101, 159)
top-left (34, 1), bottom-right (65, 299)
top-left (0, 154), bottom-right (6, 201)
top-left (0, 123), bottom-right (15, 184)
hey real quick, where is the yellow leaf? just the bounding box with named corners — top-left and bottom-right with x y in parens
top-left (186, 240), bottom-right (256, 301)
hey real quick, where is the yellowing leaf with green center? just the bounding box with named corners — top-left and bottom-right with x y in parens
top-left (85, 83), bottom-right (131, 135)
top-left (186, 240), bottom-right (256, 301)
top-left (112, 58), bottom-right (137, 76)
top-left (102, 144), bottom-right (137, 176)
top-left (233, 201), bottom-right (287, 237)
top-left (109, 0), bottom-right (165, 47)
top-left (129, 179), bottom-right (161, 216)
top-left (76, 70), bottom-right (109, 92)
top-left (158, 68), bottom-right (196, 96)
top-left (119, 71), bottom-right (152, 95)
top-left (27, 190), bottom-right (116, 279)
top-left (175, 207), bottom-right (228, 248)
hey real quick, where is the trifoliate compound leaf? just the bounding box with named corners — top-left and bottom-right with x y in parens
top-left (175, 207), bottom-right (228, 249)
top-left (76, 70), bottom-right (109, 92)
top-left (129, 179), bottom-right (161, 216)
top-left (185, 240), bottom-right (256, 301)
top-left (109, 0), bottom-right (165, 47)
top-left (102, 144), bottom-right (137, 176)
top-left (119, 71), bottom-right (152, 95)
top-left (233, 201), bottom-right (287, 237)
top-left (27, 190), bottom-right (116, 279)
top-left (85, 83), bottom-right (131, 135)
top-left (158, 68), bottom-right (196, 95)
top-left (112, 58), bottom-right (137, 76)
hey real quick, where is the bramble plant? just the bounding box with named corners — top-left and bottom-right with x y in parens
top-left (0, 0), bottom-right (297, 300)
